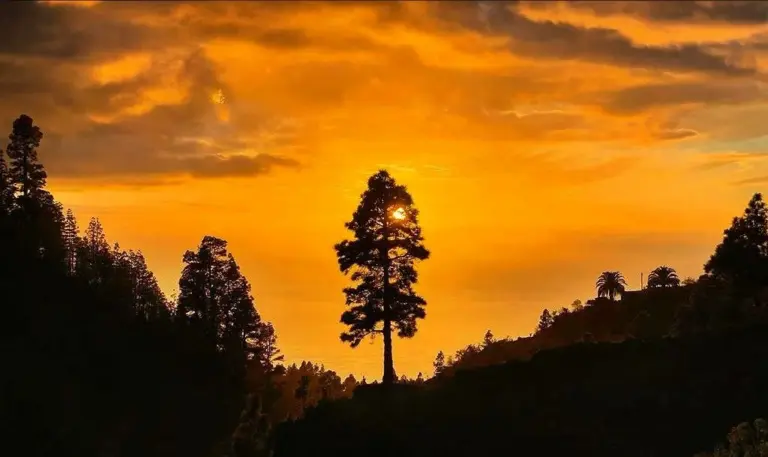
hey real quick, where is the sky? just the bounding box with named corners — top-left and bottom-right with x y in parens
top-left (1, 0), bottom-right (767, 380)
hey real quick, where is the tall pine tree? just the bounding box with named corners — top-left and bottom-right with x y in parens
top-left (177, 236), bottom-right (276, 374)
top-left (3, 114), bottom-right (63, 267)
top-left (177, 236), bottom-right (230, 342)
top-left (78, 217), bottom-right (112, 285)
top-left (335, 170), bottom-right (430, 385)
top-left (6, 114), bottom-right (45, 201)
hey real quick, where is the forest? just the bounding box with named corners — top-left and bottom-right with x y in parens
top-left (4, 113), bottom-right (768, 457)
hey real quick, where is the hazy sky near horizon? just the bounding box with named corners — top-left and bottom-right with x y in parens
top-left (2, 0), bottom-right (767, 379)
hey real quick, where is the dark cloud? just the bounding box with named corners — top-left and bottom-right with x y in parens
top-left (548, 1), bottom-right (768, 25)
top-left (0, 2), bottom-right (155, 61)
top-left (0, 0), bottom-right (764, 185)
top-left (45, 144), bottom-right (299, 180)
top-left (432, 1), bottom-right (757, 77)
top-left (0, 42), bottom-right (299, 182)
top-left (600, 81), bottom-right (766, 114)
top-left (184, 154), bottom-right (298, 178)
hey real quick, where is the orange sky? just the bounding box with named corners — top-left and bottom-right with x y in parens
top-left (2, 1), bottom-right (768, 380)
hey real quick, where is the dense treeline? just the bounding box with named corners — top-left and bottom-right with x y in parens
top-left (275, 324), bottom-right (768, 457)
top-left (0, 115), bottom-right (358, 457)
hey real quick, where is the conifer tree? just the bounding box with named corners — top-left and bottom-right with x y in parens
top-left (177, 235), bottom-right (274, 373)
top-left (2, 115), bottom-right (62, 266)
top-left (221, 255), bottom-right (263, 364)
top-left (78, 217), bottom-right (112, 285)
top-left (254, 322), bottom-right (284, 371)
top-left (177, 236), bottom-right (229, 334)
top-left (125, 250), bottom-right (167, 320)
top-left (0, 149), bottom-right (12, 214)
top-left (62, 209), bottom-right (79, 275)
top-left (342, 374), bottom-right (357, 396)
top-left (6, 114), bottom-right (45, 200)
top-left (433, 350), bottom-right (445, 376)
top-left (705, 192), bottom-right (768, 302)
top-left (483, 329), bottom-right (495, 347)
top-left (335, 170), bottom-right (430, 386)
top-left (537, 309), bottom-right (554, 333)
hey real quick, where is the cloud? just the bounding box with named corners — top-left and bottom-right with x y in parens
top-left (733, 174), bottom-right (768, 186)
top-left (655, 128), bottom-right (699, 141)
top-left (0, 44), bottom-right (299, 182)
top-left (599, 80), bottom-right (767, 115)
top-left (0, 2), bottom-right (155, 62)
top-left (48, 150), bottom-right (298, 180)
top-left (692, 151), bottom-right (768, 172)
top-left (0, 0), bottom-right (765, 186)
top-left (549, 1), bottom-right (768, 25)
top-left (433, 1), bottom-right (758, 77)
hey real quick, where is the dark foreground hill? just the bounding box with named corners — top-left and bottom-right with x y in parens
top-left (273, 325), bottom-right (768, 457)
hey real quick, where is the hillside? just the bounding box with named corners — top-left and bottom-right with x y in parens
top-left (274, 324), bottom-right (768, 457)
top-left (440, 285), bottom-right (694, 374)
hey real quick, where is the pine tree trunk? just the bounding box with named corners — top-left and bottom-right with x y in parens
top-left (382, 313), bottom-right (394, 386)
top-left (381, 214), bottom-right (395, 386)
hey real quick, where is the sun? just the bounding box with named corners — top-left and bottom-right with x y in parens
top-left (392, 207), bottom-right (407, 220)
top-left (211, 89), bottom-right (226, 105)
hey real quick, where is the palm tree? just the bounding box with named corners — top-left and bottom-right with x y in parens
top-left (647, 266), bottom-right (680, 288)
top-left (595, 271), bottom-right (627, 300)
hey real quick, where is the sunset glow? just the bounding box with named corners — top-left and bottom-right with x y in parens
top-left (3, 1), bottom-right (768, 380)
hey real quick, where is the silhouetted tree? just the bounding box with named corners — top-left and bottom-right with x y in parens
top-left (0, 148), bottom-right (12, 214)
top-left (78, 217), bottom-right (112, 285)
top-left (62, 209), bottom-right (79, 275)
top-left (537, 309), bottom-right (554, 333)
top-left (682, 277), bottom-right (697, 286)
top-left (335, 170), bottom-right (430, 386)
top-left (2, 116), bottom-right (63, 268)
top-left (705, 193), bottom-right (768, 303)
top-left (433, 350), bottom-right (445, 376)
top-left (570, 299), bottom-right (584, 311)
top-left (124, 250), bottom-right (167, 320)
top-left (177, 236), bottom-right (270, 375)
top-left (253, 322), bottom-right (284, 372)
top-left (342, 374), bottom-right (357, 396)
top-left (596, 271), bottom-right (627, 300)
top-left (483, 330), bottom-right (495, 347)
top-left (177, 236), bottom-right (231, 345)
top-left (220, 255), bottom-right (263, 371)
top-left (6, 114), bottom-right (45, 200)
top-left (0, 115), bottom-right (248, 457)
top-left (647, 266), bottom-right (680, 288)
top-left (0, 148), bottom-right (13, 269)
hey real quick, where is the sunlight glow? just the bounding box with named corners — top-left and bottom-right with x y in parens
top-left (392, 207), bottom-right (407, 221)
top-left (211, 89), bottom-right (226, 105)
